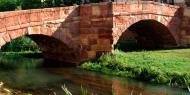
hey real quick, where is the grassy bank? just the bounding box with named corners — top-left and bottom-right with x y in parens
top-left (0, 52), bottom-right (42, 58)
top-left (80, 49), bottom-right (190, 89)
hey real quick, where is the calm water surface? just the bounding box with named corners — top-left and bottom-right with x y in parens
top-left (0, 53), bottom-right (189, 95)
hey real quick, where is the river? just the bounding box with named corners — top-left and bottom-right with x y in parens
top-left (0, 53), bottom-right (189, 95)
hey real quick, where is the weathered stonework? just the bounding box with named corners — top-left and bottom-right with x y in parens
top-left (0, 1), bottom-right (188, 65)
top-left (180, 8), bottom-right (190, 46)
top-left (0, 6), bottom-right (81, 64)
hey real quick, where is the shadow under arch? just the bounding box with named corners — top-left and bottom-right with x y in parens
top-left (1, 34), bottom-right (79, 66)
top-left (28, 34), bottom-right (79, 66)
top-left (116, 19), bottom-right (178, 51)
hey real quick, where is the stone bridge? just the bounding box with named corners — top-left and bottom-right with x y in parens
top-left (0, 1), bottom-right (189, 65)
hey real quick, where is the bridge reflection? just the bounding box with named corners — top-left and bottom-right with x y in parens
top-left (48, 68), bottom-right (181, 95)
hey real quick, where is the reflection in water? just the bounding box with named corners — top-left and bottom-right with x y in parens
top-left (0, 53), bottom-right (189, 95)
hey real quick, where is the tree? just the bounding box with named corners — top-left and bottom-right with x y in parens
top-left (0, 0), bottom-right (17, 12)
top-left (21, 0), bottom-right (42, 9)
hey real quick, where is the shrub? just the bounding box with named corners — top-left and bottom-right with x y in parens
top-left (1, 36), bottom-right (40, 52)
top-left (0, 0), bottom-right (17, 12)
top-left (21, 0), bottom-right (41, 9)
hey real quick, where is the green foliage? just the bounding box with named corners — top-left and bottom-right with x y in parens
top-left (114, 40), bottom-right (142, 51)
top-left (0, 36), bottom-right (40, 52)
top-left (0, 52), bottom-right (42, 70)
top-left (0, 0), bottom-right (101, 12)
top-left (89, 0), bottom-right (99, 3)
top-left (43, 0), bottom-right (83, 7)
top-left (21, 0), bottom-right (42, 9)
top-left (0, 0), bottom-right (17, 12)
top-left (80, 49), bottom-right (190, 88)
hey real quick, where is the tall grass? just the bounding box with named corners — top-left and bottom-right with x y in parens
top-left (62, 85), bottom-right (95, 95)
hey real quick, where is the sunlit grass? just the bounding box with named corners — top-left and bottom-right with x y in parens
top-left (80, 49), bottom-right (190, 88)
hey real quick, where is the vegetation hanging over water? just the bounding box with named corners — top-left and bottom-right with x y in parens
top-left (80, 49), bottom-right (190, 88)
top-left (0, 36), bottom-right (40, 52)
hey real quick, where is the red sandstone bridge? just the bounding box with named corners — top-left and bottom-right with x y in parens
top-left (0, 1), bottom-right (189, 64)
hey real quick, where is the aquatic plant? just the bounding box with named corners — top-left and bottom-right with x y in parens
top-left (62, 84), bottom-right (97, 95)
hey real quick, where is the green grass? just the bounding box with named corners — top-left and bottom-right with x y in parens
top-left (0, 51), bottom-right (42, 58)
top-left (80, 49), bottom-right (190, 88)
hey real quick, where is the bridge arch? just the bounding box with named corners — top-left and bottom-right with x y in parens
top-left (114, 19), bottom-right (178, 50)
top-left (0, 27), bottom-right (80, 65)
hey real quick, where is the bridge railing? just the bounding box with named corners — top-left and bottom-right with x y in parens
top-left (112, 0), bottom-right (175, 5)
top-left (111, 0), bottom-right (190, 7)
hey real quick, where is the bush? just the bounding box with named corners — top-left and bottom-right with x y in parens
top-left (21, 0), bottom-right (41, 9)
top-left (1, 36), bottom-right (40, 52)
top-left (62, 0), bottom-right (83, 6)
top-left (0, 0), bottom-right (17, 12)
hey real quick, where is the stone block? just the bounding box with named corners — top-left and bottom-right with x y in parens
top-left (19, 13), bottom-right (30, 25)
top-left (181, 30), bottom-right (186, 36)
top-left (91, 20), bottom-right (104, 27)
top-left (80, 28), bottom-right (90, 34)
top-left (0, 38), bottom-right (6, 46)
top-left (80, 20), bottom-right (91, 28)
top-left (53, 30), bottom-right (60, 39)
top-left (89, 39), bottom-right (97, 45)
top-left (87, 51), bottom-right (96, 59)
top-left (40, 27), bottom-right (53, 36)
top-left (80, 38), bottom-right (88, 45)
top-left (88, 34), bottom-right (98, 39)
top-left (3, 32), bottom-right (11, 42)
top-left (80, 5), bottom-right (91, 17)
top-left (80, 51), bottom-right (89, 59)
top-left (20, 23), bottom-right (30, 28)
top-left (181, 38), bottom-right (188, 45)
top-left (0, 19), bottom-right (6, 32)
top-left (100, 5), bottom-right (109, 17)
top-left (54, 8), bottom-right (61, 20)
top-left (30, 22), bottom-right (43, 26)
top-left (9, 28), bottom-right (26, 40)
top-left (91, 45), bottom-right (98, 50)
top-left (30, 12), bottom-right (41, 22)
top-left (184, 8), bottom-right (190, 17)
top-left (41, 9), bottom-right (55, 21)
top-left (5, 15), bottom-right (19, 28)
top-left (7, 25), bottom-right (20, 31)
top-left (27, 26), bottom-right (41, 35)
top-left (69, 22), bottom-right (80, 33)
top-left (98, 39), bottom-right (110, 45)
top-left (0, 32), bottom-right (5, 38)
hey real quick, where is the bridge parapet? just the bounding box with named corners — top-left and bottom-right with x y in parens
top-left (112, 1), bottom-right (180, 16)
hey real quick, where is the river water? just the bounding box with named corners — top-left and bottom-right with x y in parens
top-left (0, 53), bottom-right (189, 95)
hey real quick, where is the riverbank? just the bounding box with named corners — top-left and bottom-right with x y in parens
top-left (0, 52), bottom-right (42, 58)
top-left (0, 51), bottom-right (189, 94)
top-left (80, 49), bottom-right (190, 89)
top-left (0, 82), bottom-right (29, 95)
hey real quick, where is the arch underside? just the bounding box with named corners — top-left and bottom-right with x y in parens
top-left (1, 34), bottom-right (80, 64)
top-left (117, 20), bottom-right (178, 50)
top-left (28, 35), bottom-right (80, 64)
